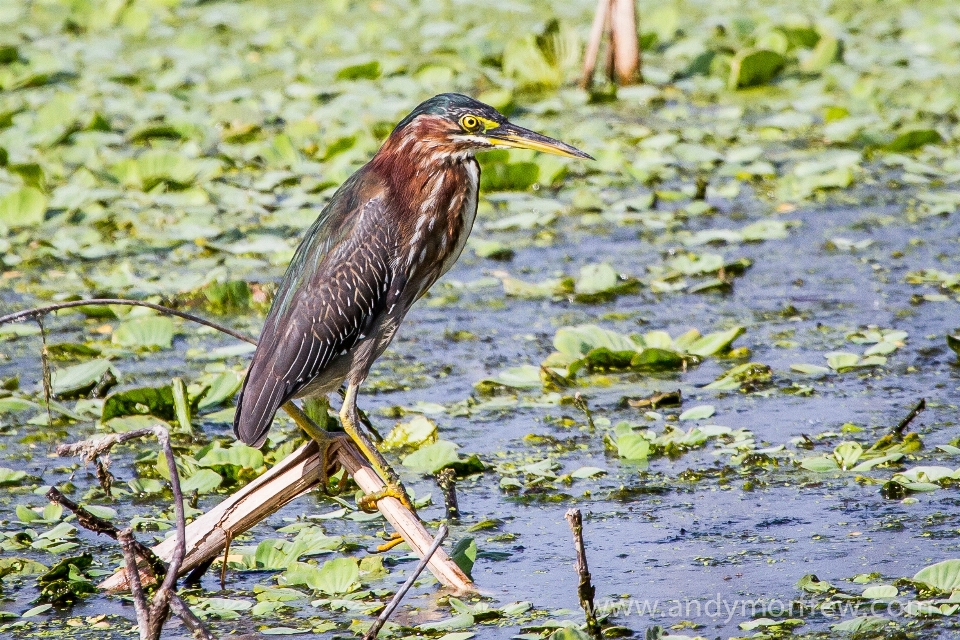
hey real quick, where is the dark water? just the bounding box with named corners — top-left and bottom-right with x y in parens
top-left (2, 189), bottom-right (959, 639)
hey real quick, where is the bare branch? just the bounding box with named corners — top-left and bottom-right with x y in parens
top-left (46, 486), bottom-right (168, 579)
top-left (168, 595), bottom-right (216, 640)
top-left (58, 425), bottom-right (197, 640)
top-left (0, 298), bottom-right (255, 345)
top-left (119, 528), bottom-right (152, 640)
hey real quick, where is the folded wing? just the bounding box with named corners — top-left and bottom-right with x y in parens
top-left (234, 189), bottom-right (395, 447)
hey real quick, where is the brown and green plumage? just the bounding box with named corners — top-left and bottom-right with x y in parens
top-left (234, 93), bottom-right (589, 506)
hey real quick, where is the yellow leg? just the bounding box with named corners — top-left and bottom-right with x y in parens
top-left (340, 382), bottom-right (416, 513)
top-left (282, 402), bottom-right (348, 495)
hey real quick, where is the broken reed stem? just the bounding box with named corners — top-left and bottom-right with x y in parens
top-left (565, 509), bottom-right (602, 640)
top-left (580, 0), bottom-right (641, 88)
top-left (892, 398), bottom-right (926, 438)
top-left (363, 524), bottom-right (449, 640)
top-left (580, 0), bottom-right (610, 89)
top-left (436, 468), bottom-right (459, 521)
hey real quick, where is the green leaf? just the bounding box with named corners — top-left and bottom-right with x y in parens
top-left (790, 363), bottom-right (831, 375)
top-left (628, 347), bottom-right (687, 372)
top-left (947, 333), bottom-right (960, 358)
top-left (402, 440), bottom-right (461, 474)
top-left (553, 325), bottom-right (638, 360)
top-left (180, 468), bottom-right (223, 494)
top-left (831, 617), bottom-right (889, 633)
top-left (312, 557), bottom-right (360, 595)
top-left (0, 187), bottom-right (47, 227)
top-left (51, 359), bottom-right (115, 397)
top-left (419, 614), bottom-right (475, 632)
top-left (862, 585), bottom-right (898, 599)
top-left (112, 316), bottom-right (174, 349)
top-left (548, 629), bottom-right (593, 640)
top-left (382, 415), bottom-right (437, 450)
top-left (914, 559), bottom-right (960, 593)
top-left (679, 405), bottom-right (715, 421)
top-left (197, 371), bottom-right (243, 410)
top-left (336, 60), bottom-right (381, 80)
top-left (0, 397), bottom-right (39, 414)
top-left (451, 537), bottom-right (477, 579)
top-left (833, 442), bottom-right (863, 469)
top-left (475, 365), bottom-right (542, 392)
top-left (686, 327), bottom-right (745, 356)
top-left (197, 444), bottom-right (265, 478)
top-left (570, 466), bottom-right (606, 479)
top-left (0, 467), bottom-right (27, 485)
top-left (796, 574), bottom-right (832, 593)
top-left (704, 362), bottom-right (772, 390)
top-left (17, 505), bottom-right (40, 523)
top-left (883, 129), bottom-right (942, 153)
top-left (102, 386), bottom-right (175, 422)
top-left (615, 432), bottom-right (651, 461)
top-left (800, 456), bottom-right (839, 472)
top-left (826, 352), bottom-right (861, 371)
top-left (21, 604), bottom-right (52, 618)
top-left (729, 49), bottom-right (786, 89)
top-left (36, 554), bottom-right (95, 604)
top-left (800, 34), bottom-right (842, 73)
top-left (574, 263), bottom-right (618, 296)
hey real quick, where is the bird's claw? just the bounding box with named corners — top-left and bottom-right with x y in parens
top-left (358, 481), bottom-right (416, 513)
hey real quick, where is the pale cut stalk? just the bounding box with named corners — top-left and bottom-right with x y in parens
top-left (99, 438), bottom-right (474, 594)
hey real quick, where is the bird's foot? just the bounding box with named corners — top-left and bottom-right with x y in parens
top-left (316, 433), bottom-right (351, 497)
top-left (357, 480), bottom-right (416, 513)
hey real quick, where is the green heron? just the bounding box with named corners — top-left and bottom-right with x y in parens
top-left (234, 93), bottom-right (590, 509)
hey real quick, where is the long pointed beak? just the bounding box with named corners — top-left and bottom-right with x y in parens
top-left (486, 122), bottom-right (593, 160)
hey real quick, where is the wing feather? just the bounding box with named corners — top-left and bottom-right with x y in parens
top-left (234, 186), bottom-right (396, 447)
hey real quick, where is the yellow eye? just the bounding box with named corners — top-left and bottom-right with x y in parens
top-left (460, 115), bottom-right (480, 132)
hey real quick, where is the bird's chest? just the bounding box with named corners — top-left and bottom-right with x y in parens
top-left (401, 158), bottom-right (479, 297)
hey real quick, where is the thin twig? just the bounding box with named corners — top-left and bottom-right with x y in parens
top-left (363, 524), bottom-right (449, 640)
top-left (565, 509), bottom-right (602, 640)
top-left (57, 425), bottom-right (195, 640)
top-left (891, 398), bottom-right (926, 438)
top-left (148, 426), bottom-right (188, 639)
top-left (0, 298), bottom-right (255, 345)
top-left (36, 316), bottom-right (53, 429)
top-left (168, 594), bottom-right (216, 640)
top-left (119, 528), bottom-right (152, 640)
top-left (220, 529), bottom-right (232, 591)
top-left (46, 486), bottom-right (167, 579)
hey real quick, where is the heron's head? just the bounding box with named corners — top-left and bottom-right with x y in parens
top-left (387, 93), bottom-right (592, 161)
